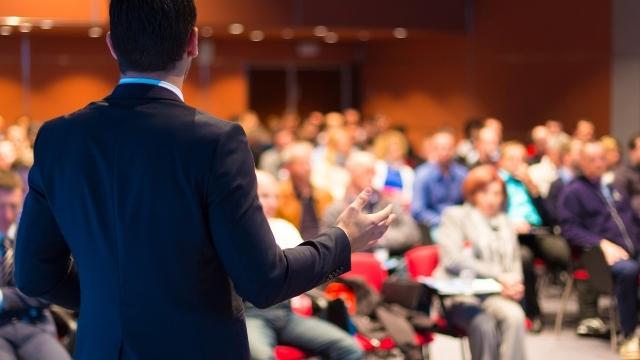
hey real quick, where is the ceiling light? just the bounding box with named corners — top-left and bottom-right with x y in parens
top-left (40, 20), bottom-right (54, 30)
top-left (281, 28), bottom-right (294, 40)
top-left (88, 26), bottom-right (103, 38)
top-left (18, 23), bottom-right (33, 33)
top-left (5, 17), bottom-right (20, 26)
top-left (249, 30), bottom-right (264, 42)
top-left (228, 23), bottom-right (244, 35)
top-left (0, 26), bottom-right (11, 36)
top-left (313, 26), bottom-right (328, 37)
top-left (324, 32), bottom-right (339, 44)
top-left (392, 27), bottom-right (408, 39)
top-left (201, 26), bottom-right (213, 38)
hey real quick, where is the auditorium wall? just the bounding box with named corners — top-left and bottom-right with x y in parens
top-left (0, 0), bottom-right (611, 145)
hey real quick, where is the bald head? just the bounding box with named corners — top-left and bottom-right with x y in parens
top-left (579, 141), bottom-right (607, 180)
top-left (256, 170), bottom-right (280, 218)
top-left (346, 151), bottom-right (376, 193)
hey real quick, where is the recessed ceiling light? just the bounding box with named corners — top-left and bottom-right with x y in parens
top-left (393, 27), bottom-right (408, 39)
top-left (228, 23), bottom-right (244, 35)
top-left (5, 17), bottom-right (20, 26)
top-left (201, 26), bottom-right (213, 38)
top-left (324, 32), bottom-right (339, 44)
top-left (249, 30), bottom-right (264, 42)
top-left (0, 26), bottom-right (12, 36)
top-left (313, 26), bottom-right (328, 37)
top-left (40, 19), bottom-right (54, 30)
top-left (281, 28), bottom-right (294, 40)
top-left (88, 26), bottom-right (103, 38)
top-left (18, 23), bottom-right (33, 33)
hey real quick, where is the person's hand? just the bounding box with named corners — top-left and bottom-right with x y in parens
top-left (337, 188), bottom-right (395, 252)
top-left (513, 220), bottom-right (532, 235)
top-left (498, 275), bottom-right (524, 301)
top-left (600, 239), bottom-right (629, 266)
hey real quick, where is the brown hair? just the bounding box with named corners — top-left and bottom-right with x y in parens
top-left (462, 165), bottom-right (506, 205)
top-left (0, 170), bottom-right (23, 192)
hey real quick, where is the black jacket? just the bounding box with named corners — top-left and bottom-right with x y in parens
top-left (14, 84), bottom-right (351, 359)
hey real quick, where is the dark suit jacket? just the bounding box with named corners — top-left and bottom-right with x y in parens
top-left (14, 84), bottom-right (351, 359)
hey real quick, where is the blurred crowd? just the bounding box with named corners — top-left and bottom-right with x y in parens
top-left (1, 109), bottom-right (640, 359)
top-left (240, 108), bottom-right (640, 360)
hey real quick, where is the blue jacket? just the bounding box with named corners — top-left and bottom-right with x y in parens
top-left (558, 175), bottom-right (640, 252)
top-left (13, 84), bottom-right (351, 359)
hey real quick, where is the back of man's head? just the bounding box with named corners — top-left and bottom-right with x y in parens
top-left (109, 0), bottom-right (197, 73)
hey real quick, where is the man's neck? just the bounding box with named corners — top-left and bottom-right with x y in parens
top-left (122, 71), bottom-right (184, 90)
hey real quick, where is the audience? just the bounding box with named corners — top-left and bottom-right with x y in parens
top-left (4, 105), bottom-right (636, 358)
top-left (245, 170), bottom-right (363, 360)
top-left (435, 165), bottom-right (526, 360)
top-left (277, 142), bottom-right (333, 240)
top-left (412, 130), bottom-right (467, 241)
top-left (615, 132), bottom-right (640, 216)
top-left (322, 151), bottom-right (421, 256)
top-left (559, 141), bottom-right (640, 359)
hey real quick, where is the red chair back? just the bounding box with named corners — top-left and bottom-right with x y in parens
top-left (342, 253), bottom-right (388, 292)
top-left (404, 245), bottom-right (439, 280)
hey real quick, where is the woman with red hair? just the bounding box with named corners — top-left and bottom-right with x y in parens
top-left (434, 165), bottom-right (527, 360)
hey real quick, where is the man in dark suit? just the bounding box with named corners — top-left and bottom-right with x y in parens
top-left (0, 170), bottom-right (70, 359)
top-left (13, 1), bottom-right (393, 359)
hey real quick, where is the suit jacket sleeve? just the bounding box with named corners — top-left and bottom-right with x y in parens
top-left (14, 125), bottom-right (80, 311)
top-left (206, 124), bottom-right (351, 309)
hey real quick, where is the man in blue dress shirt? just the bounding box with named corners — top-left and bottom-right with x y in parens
top-left (411, 130), bottom-right (468, 242)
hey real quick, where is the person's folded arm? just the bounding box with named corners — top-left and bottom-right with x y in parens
top-left (14, 126), bottom-right (80, 311)
top-left (206, 124), bottom-right (350, 309)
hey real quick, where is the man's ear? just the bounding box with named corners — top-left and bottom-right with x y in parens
top-left (186, 27), bottom-right (199, 58)
top-left (106, 32), bottom-right (118, 60)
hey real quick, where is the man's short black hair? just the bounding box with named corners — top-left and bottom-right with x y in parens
top-left (629, 132), bottom-right (640, 150)
top-left (109, 0), bottom-right (197, 73)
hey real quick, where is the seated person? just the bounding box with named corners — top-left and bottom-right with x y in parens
top-left (322, 151), bottom-right (421, 257)
top-left (559, 141), bottom-right (640, 359)
top-left (371, 130), bottom-right (415, 208)
top-left (0, 170), bottom-right (70, 359)
top-left (499, 141), bottom-right (570, 330)
top-left (463, 126), bottom-right (502, 169)
top-left (614, 132), bottom-right (640, 217)
top-left (435, 165), bottom-right (526, 360)
top-left (245, 170), bottom-right (363, 360)
top-left (277, 142), bottom-right (333, 240)
top-left (546, 139), bottom-right (607, 336)
top-left (411, 130), bottom-right (467, 241)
